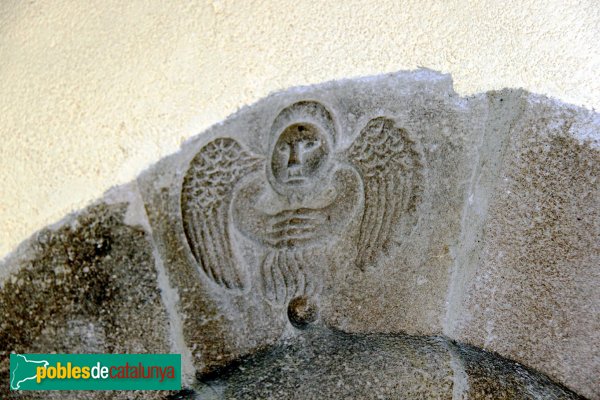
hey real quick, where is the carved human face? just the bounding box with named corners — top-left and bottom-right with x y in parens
top-left (271, 123), bottom-right (330, 186)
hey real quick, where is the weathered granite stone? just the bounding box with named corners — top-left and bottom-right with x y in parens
top-left (0, 196), bottom-right (172, 399)
top-left (1, 70), bottom-right (598, 399)
top-left (190, 327), bottom-right (582, 399)
top-left (196, 328), bottom-right (456, 399)
top-left (451, 339), bottom-right (584, 400)
top-left (136, 71), bottom-right (598, 397)
top-left (444, 94), bottom-right (600, 399)
top-left (137, 72), bottom-right (482, 379)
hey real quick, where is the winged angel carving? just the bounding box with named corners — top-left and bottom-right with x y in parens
top-left (181, 101), bottom-right (422, 305)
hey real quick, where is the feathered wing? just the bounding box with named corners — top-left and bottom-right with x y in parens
top-left (181, 138), bottom-right (262, 289)
top-left (346, 117), bottom-right (423, 270)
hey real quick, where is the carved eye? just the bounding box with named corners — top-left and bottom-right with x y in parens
top-left (277, 143), bottom-right (290, 153)
top-left (305, 139), bottom-right (320, 149)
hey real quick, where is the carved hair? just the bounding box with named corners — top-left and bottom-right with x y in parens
top-left (269, 101), bottom-right (337, 148)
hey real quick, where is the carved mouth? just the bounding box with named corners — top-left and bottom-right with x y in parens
top-left (284, 177), bottom-right (307, 184)
top-left (285, 167), bottom-right (307, 184)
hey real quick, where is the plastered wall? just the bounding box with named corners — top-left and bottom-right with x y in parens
top-left (1, 0), bottom-right (599, 258)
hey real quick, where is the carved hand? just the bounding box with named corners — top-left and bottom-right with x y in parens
top-left (266, 208), bottom-right (326, 248)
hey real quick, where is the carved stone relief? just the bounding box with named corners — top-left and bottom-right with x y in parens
top-left (181, 101), bottom-right (423, 308)
top-left (131, 73), bottom-right (598, 398)
top-left (1, 71), bottom-right (598, 399)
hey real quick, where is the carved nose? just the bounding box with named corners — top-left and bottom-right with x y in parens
top-left (287, 143), bottom-right (304, 168)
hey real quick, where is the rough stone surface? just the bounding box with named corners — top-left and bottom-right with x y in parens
top-left (191, 327), bottom-right (582, 400)
top-left (137, 72), bottom-right (482, 379)
top-left (1, 71), bottom-right (598, 398)
top-left (0, 201), bottom-right (172, 399)
top-left (453, 339), bottom-right (584, 400)
top-left (445, 94), bottom-right (600, 399)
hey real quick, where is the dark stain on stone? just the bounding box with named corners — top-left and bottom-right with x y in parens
top-left (449, 339), bottom-right (586, 400)
top-left (287, 296), bottom-right (318, 328)
top-left (194, 328), bottom-right (585, 399)
top-left (0, 203), bottom-right (171, 399)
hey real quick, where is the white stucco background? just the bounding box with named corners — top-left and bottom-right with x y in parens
top-left (0, 0), bottom-right (599, 258)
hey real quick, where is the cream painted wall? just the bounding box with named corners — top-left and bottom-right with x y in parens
top-left (0, 0), bottom-right (598, 258)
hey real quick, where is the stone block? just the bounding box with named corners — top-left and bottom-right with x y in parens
top-left (1, 70), bottom-right (598, 398)
top-left (446, 94), bottom-right (600, 399)
top-left (0, 189), bottom-right (171, 399)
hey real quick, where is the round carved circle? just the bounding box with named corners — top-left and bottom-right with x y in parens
top-left (287, 296), bottom-right (318, 328)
